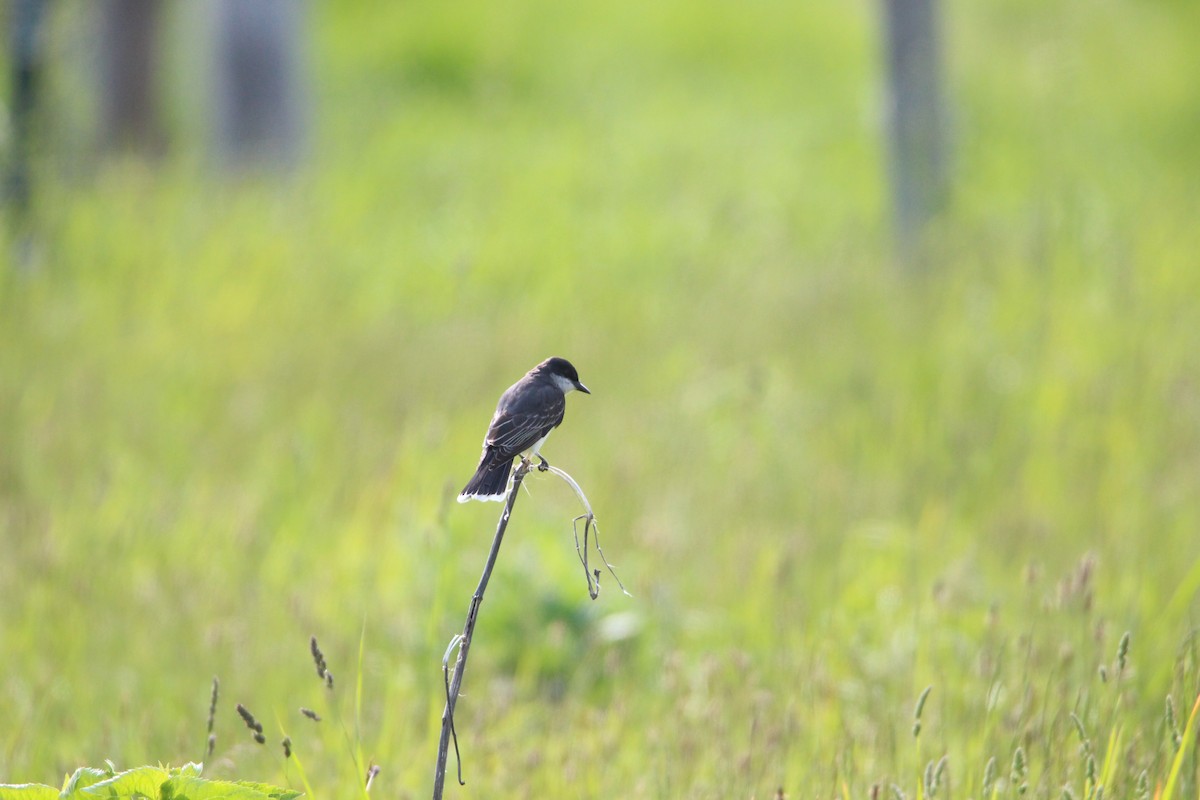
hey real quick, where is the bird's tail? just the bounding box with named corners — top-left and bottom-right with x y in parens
top-left (457, 458), bottom-right (513, 503)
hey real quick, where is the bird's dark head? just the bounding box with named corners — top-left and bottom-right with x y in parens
top-left (538, 357), bottom-right (590, 395)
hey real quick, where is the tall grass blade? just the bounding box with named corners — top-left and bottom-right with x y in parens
top-left (1160, 693), bottom-right (1200, 800)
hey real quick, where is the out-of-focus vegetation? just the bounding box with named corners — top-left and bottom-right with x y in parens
top-left (2, 0), bottom-right (1200, 797)
top-left (0, 762), bottom-right (297, 800)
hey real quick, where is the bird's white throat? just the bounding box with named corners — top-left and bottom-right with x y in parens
top-left (551, 374), bottom-right (578, 393)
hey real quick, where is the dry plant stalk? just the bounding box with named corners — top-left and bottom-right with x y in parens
top-left (431, 458), bottom-right (628, 798)
top-left (431, 459), bottom-right (533, 799)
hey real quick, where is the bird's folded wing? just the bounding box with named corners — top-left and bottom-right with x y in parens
top-left (486, 390), bottom-right (565, 454)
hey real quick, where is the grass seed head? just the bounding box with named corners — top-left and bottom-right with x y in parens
top-left (310, 635), bottom-right (328, 679)
top-left (1116, 631), bottom-right (1131, 675)
top-left (923, 756), bottom-right (947, 797)
top-left (1136, 769), bottom-right (1150, 800)
top-left (282, 736), bottom-right (292, 758)
top-left (301, 706), bottom-right (322, 722)
top-left (1165, 694), bottom-right (1181, 747)
top-left (913, 685), bottom-right (933, 737)
top-left (1073, 553), bottom-right (1096, 604)
top-left (1012, 746), bottom-right (1028, 794)
top-left (1069, 712), bottom-right (1090, 749)
top-left (236, 703), bottom-right (263, 735)
top-left (206, 733), bottom-right (216, 759)
top-left (982, 756), bottom-right (996, 796)
top-left (254, 732), bottom-right (266, 745)
top-left (207, 677), bottom-right (220, 734)
top-left (914, 686), bottom-right (932, 717)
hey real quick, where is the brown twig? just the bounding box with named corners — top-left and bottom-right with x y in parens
top-left (431, 459), bottom-right (533, 799)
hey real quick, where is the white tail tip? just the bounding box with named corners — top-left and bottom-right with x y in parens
top-left (457, 492), bottom-right (505, 503)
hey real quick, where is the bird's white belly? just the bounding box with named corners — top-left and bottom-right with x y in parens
top-left (528, 431), bottom-right (551, 458)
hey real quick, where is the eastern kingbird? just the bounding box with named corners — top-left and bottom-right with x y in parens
top-left (458, 357), bottom-right (590, 503)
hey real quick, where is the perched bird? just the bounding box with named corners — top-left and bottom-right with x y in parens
top-left (458, 357), bottom-right (590, 503)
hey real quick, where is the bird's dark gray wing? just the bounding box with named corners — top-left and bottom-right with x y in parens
top-left (484, 381), bottom-right (566, 458)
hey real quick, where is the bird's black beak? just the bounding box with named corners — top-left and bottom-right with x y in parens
top-left (575, 381), bottom-right (590, 394)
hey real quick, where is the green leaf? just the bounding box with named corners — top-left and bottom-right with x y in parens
top-left (228, 782), bottom-right (302, 800)
top-left (0, 785), bottom-right (59, 800)
top-left (160, 775), bottom-right (300, 800)
top-left (10, 764), bottom-right (293, 800)
top-left (166, 765), bottom-right (204, 781)
top-left (61, 769), bottom-right (110, 795)
top-left (77, 766), bottom-right (169, 798)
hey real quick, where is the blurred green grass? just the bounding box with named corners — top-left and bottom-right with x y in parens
top-left (3, 0), bottom-right (1200, 796)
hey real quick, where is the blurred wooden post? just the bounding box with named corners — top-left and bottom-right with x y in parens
top-left (211, 0), bottom-right (307, 169)
top-left (99, 0), bottom-right (166, 154)
top-left (882, 0), bottom-right (948, 263)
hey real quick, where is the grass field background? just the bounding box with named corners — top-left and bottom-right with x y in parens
top-left (3, 0), bottom-right (1200, 797)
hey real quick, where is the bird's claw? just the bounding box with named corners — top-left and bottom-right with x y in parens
top-left (537, 457), bottom-right (550, 472)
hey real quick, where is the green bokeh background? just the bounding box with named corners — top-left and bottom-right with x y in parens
top-left (2, 1), bottom-right (1200, 797)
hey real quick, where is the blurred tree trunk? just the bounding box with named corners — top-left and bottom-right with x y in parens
top-left (210, 0), bottom-right (307, 170)
top-left (6, 0), bottom-right (46, 213)
top-left (882, 0), bottom-right (949, 263)
top-left (99, 0), bottom-right (166, 154)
